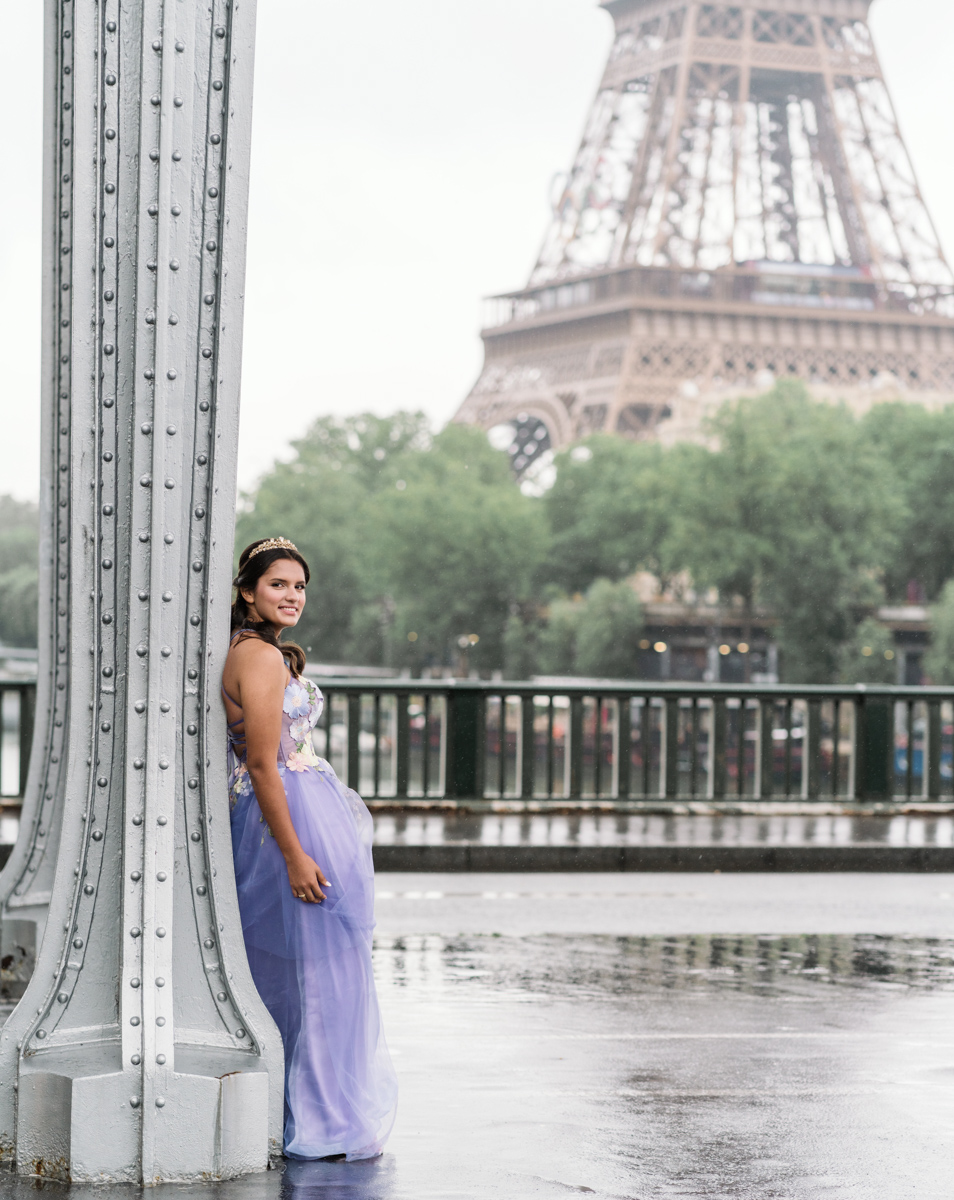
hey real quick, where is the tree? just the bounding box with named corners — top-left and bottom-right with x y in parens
top-left (671, 381), bottom-right (902, 682)
top-left (0, 496), bottom-right (39, 648)
top-left (858, 403), bottom-right (954, 602)
top-left (574, 579), bottom-right (644, 678)
top-left (543, 436), bottom-right (683, 592)
top-left (924, 581), bottom-right (954, 684)
top-left (837, 617), bottom-right (897, 684)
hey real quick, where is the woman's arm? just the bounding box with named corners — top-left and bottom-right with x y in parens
top-left (232, 638), bottom-right (331, 903)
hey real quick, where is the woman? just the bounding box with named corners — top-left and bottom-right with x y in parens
top-left (222, 536), bottom-right (397, 1160)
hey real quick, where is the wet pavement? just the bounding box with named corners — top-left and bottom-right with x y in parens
top-left (371, 813), bottom-right (954, 871)
top-left (2, 872), bottom-right (952, 1199)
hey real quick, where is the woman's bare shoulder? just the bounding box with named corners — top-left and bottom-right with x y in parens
top-left (228, 634), bottom-right (286, 676)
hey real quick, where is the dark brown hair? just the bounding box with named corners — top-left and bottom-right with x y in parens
top-left (231, 539), bottom-right (311, 678)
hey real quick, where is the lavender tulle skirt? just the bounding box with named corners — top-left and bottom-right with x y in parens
top-left (230, 760), bottom-right (398, 1159)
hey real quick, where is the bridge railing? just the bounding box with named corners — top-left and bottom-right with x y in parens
top-left (311, 678), bottom-right (954, 807)
top-left (0, 681), bottom-right (35, 816)
top-left (2, 678), bottom-right (952, 810)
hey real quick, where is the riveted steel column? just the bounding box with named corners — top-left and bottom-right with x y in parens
top-left (0, 0), bottom-right (76, 988)
top-left (0, 0), bottom-right (279, 1183)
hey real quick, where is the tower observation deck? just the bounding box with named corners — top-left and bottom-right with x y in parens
top-left (454, 0), bottom-right (954, 467)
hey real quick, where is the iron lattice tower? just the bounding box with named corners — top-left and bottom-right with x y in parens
top-left (456, 0), bottom-right (954, 464)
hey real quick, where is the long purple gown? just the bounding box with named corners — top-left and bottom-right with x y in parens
top-left (225, 668), bottom-right (397, 1160)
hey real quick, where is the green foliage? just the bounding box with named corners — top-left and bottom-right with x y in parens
top-left (924, 581), bottom-right (954, 685)
top-left (837, 617), bottom-right (897, 684)
top-left (0, 497), bottom-right (39, 648)
top-left (574, 579), bottom-right (644, 678)
top-left (671, 381), bottom-right (901, 682)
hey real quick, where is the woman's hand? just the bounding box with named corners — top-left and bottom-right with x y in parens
top-left (285, 849), bottom-right (332, 904)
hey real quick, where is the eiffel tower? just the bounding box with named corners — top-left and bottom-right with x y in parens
top-left (455, 0), bottom-right (954, 471)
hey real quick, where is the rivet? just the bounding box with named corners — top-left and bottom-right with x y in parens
top-left (156, 1016), bottom-right (166, 1026)
top-left (203, 294), bottom-right (215, 305)
top-left (210, 135), bottom-right (221, 146)
top-left (208, 187), bottom-right (218, 198)
top-left (102, 559), bottom-right (113, 569)
top-left (167, 424), bottom-right (177, 435)
top-left (136, 646), bottom-right (147, 658)
top-left (162, 591), bottom-right (173, 601)
top-left (106, 20), bottom-right (116, 31)
top-left (147, 204), bottom-right (158, 217)
top-left (145, 311), bottom-right (156, 325)
top-left (92, 830), bottom-right (104, 841)
top-left (83, 884), bottom-right (93, 895)
top-left (104, 183), bottom-right (116, 194)
top-left (132, 815), bottom-right (143, 826)
top-left (235, 1029), bottom-right (246, 1039)
top-left (131, 978), bottom-right (140, 988)
top-left (216, 991), bottom-right (227, 1001)
top-left (103, 666), bottom-right (114, 677)
top-left (172, 151), bottom-right (182, 163)
top-left (133, 758), bottom-right (144, 769)
top-left (197, 453), bottom-right (208, 465)
top-left (103, 343), bottom-right (115, 355)
top-left (130, 1097), bottom-right (141, 1108)
top-left (156, 928), bottom-right (166, 938)
top-left (57, 992), bottom-right (68, 1003)
top-left (197, 886), bottom-right (207, 897)
top-left (103, 504), bottom-right (114, 516)
top-left (146, 262), bottom-right (157, 272)
top-left (169, 259), bottom-right (179, 271)
top-left (164, 477), bottom-right (175, 488)
top-left (190, 615), bottom-right (201, 627)
top-left (155, 1096), bottom-right (165, 1107)
top-left (212, 80), bottom-right (224, 92)
top-left (156, 977), bottom-right (165, 987)
top-left (105, 129), bottom-right (116, 140)
top-left (140, 474), bottom-right (152, 487)
top-left (201, 348), bottom-right (212, 359)
top-left (144, 367), bottom-right (155, 378)
top-left (141, 422), bottom-right (152, 435)
top-left (73, 938), bottom-right (83, 949)
top-left (171, 205), bottom-right (181, 217)
top-left (204, 938), bottom-right (214, 948)
top-left (101, 721), bottom-right (111, 732)
top-left (198, 401), bottom-right (210, 413)
top-left (215, 25), bottom-right (226, 37)
top-left (160, 701), bottom-right (171, 713)
top-left (103, 451), bottom-right (114, 463)
top-left (164, 533), bottom-right (174, 545)
top-left (130, 927), bottom-right (141, 938)
top-left (135, 701), bottom-right (146, 713)
top-left (152, 39), bottom-right (161, 51)
top-left (139, 534), bottom-right (149, 544)
top-left (36, 1030), bottom-right (47, 1040)
top-left (188, 668), bottom-right (198, 680)
top-left (157, 816), bottom-right (168, 827)
top-left (131, 1055), bottom-right (141, 1066)
top-left (206, 241), bottom-right (216, 252)
top-left (157, 872), bottom-right (167, 882)
top-left (168, 313), bottom-right (178, 325)
top-left (173, 97), bottom-right (183, 107)
top-left (104, 236), bottom-right (115, 248)
top-left (188, 778), bottom-right (199, 789)
top-left (130, 1016), bottom-right (140, 1025)
top-left (191, 831), bottom-right (201, 841)
top-left (149, 149), bottom-right (159, 162)
top-left (156, 1053), bottom-right (166, 1064)
top-left (194, 506), bottom-right (206, 518)
top-left (150, 94), bottom-right (160, 106)
top-left (102, 613), bottom-right (113, 624)
top-left (105, 74), bottom-right (116, 86)
top-left (159, 758), bottom-right (169, 770)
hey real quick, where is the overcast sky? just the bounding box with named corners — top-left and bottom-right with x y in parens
top-left (2, 0), bottom-right (952, 501)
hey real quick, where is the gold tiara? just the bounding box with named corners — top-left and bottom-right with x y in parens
top-left (247, 536), bottom-right (299, 562)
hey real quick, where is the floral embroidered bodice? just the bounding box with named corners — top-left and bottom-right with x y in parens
top-left (226, 672), bottom-right (325, 808)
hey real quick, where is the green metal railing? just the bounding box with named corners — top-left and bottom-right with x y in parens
top-left (311, 679), bottom-right (954, 806)
top-left (3, 678), bottom-right (952, 808)
top-left (0, 681), bottom-right (35, 802)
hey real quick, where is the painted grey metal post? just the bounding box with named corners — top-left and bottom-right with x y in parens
top-left (0, 0), bottom-right (282, 1182)
top-left (0, 0), bottom-right (76, 980)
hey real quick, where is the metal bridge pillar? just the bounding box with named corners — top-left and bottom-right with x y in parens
top-left (0, 0), bottom-right (282, 1182)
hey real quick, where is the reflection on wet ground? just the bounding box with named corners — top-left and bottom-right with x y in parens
top-left (372, 811), bottom-right (954, 847)
top-left (2, 885), bottom-right (953, 1199)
